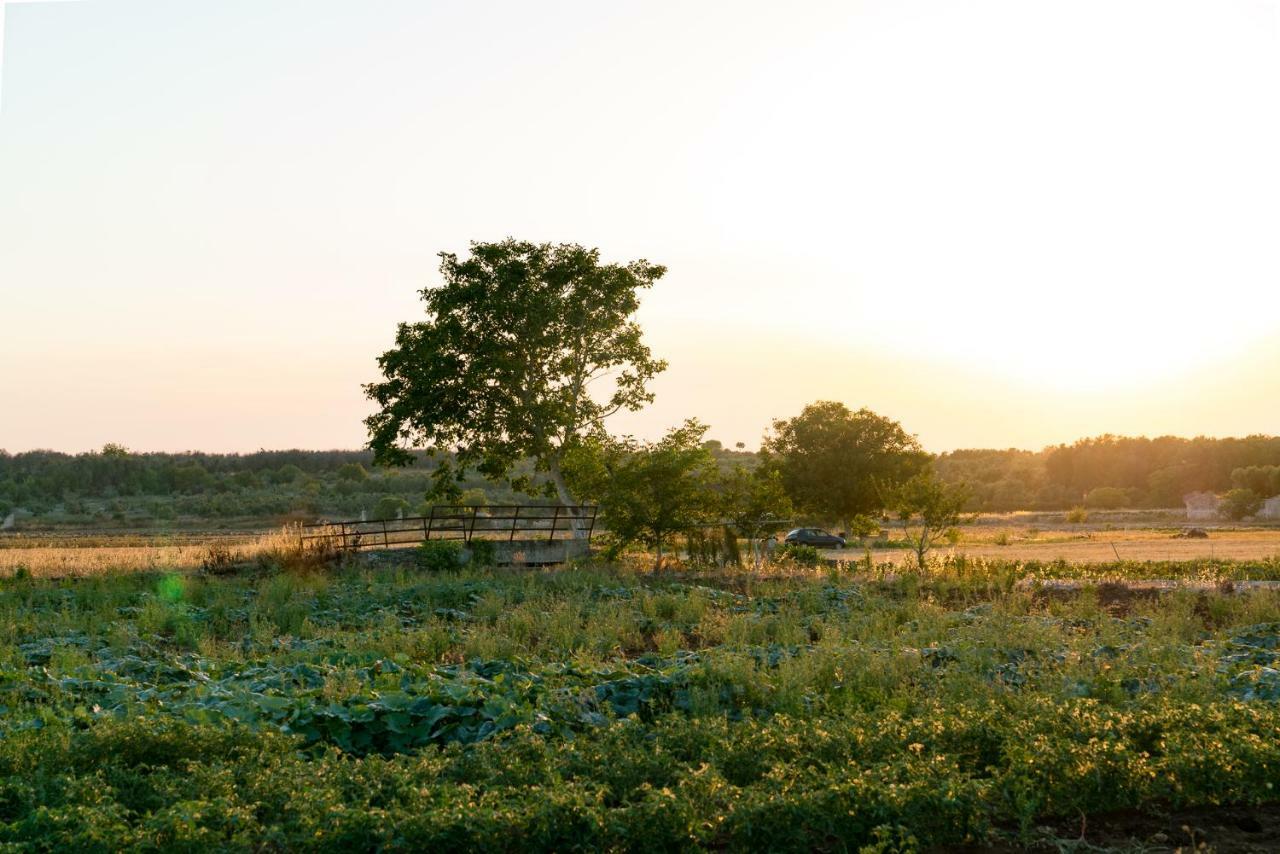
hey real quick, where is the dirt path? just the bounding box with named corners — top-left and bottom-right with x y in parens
top-left (830, 532), bottom-right (1280, 565)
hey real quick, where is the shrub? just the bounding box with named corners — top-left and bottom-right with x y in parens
top-left (1084, 487), bottom-right (1129, 510)
top-left (417, 540), bottom-right (464, 572)
top-left (684, 529), bottom-right (722, 568)
top-left (273, 464), bottom-right (305, 485)
top-left (460, 488), bottom-right (488, 508)
top-left (252, 526), bottom-right (343, 574)
top-left (1221, 488), bottom-right (1263, 521)
top-left (373, 496), bottom-right (410, 521)
top-left (722, 526), bottom-right (742, 567)
top-left (337, 463), bottom-right (369, 482)
top-left (468, 539), bottom-right (497, 567)
top-left (775, 542), bottom-right (820, 567)
top-left (200, 542), bottom-right (238, 575)
top-left (1065, 506), bottom-right (1088, 524)
top-left (847, 515), bottom-right (881, 540)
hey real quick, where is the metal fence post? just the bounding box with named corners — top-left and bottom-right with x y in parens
top-left (549, 505), bottom-right (560, 542)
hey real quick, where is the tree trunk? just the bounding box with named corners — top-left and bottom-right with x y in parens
top-left (547, 459), bottom-right (585, 540)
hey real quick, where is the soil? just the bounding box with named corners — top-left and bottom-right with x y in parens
top-left (954, 803), bottom-right (1280, 852)
top-left (1029, 581), bottom-right (1163, 615)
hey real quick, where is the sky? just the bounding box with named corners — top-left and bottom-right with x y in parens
top-left (1, 0), bottom-right (1278, 455)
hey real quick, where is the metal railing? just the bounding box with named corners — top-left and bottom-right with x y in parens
top-left (299, 504), bottom-right (598, 552)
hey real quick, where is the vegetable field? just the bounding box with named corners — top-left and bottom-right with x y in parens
top-left (2, 557), bottom-right (1279, 851)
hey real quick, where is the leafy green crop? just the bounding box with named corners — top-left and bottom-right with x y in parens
top-left (1, 561), bottom-right (1279, 849)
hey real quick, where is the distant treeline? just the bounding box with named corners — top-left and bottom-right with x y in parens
top-left (0, 447), bottom-right (523, 524)
top-left (937, 434), bottom-right (1280, 511)
top-left (1, 448), bottom-right (378, 499)
top-left (2, 434), bottom-right (1278, 520)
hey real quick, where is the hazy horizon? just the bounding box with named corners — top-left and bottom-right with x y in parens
top-left (3, 0), bottom-right (1278, 455)
top-left (7, 413), bottom-right (1280, 460)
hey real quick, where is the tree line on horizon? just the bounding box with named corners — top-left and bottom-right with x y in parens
top-left (938, 434), bottom-right (1280, 512)
top-left (4, 431), bottom-right (1277, 520)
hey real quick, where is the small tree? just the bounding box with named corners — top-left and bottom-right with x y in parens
top-left (372, 495), bottom-right (410, 521)
top-left (566, 420), bottom-right (718, 569)
top-left (1221, 488), bottom-right (1263, 521)
top-left (365, 239), bottom-right (666, 538)
top-left (720, 465), bottom-right (792, 568)
top-left (882, 472), bottom-right (970, 571)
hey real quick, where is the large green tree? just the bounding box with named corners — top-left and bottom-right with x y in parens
top-left (364, 240), bottom-right (666, 535)
top-left (761, 401), bottom-right (928, 532)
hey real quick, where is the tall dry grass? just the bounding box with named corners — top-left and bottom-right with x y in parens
top-left (0, 527), bottom-right (306, 578)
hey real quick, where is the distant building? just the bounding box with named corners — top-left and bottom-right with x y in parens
top-left (1184, 491), bottom-right (1221, 522)
top-left (0, 513), bottom-right (12, 531)
top-left (1260, 495), bottom-right (1280, 521)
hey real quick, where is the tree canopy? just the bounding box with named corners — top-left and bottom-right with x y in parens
top-left (364, 239), bottom-right (667, 514)
top-left (564, 420), bottom-right (719, 566)
top-left (760, 401), bottom-right (929, 527)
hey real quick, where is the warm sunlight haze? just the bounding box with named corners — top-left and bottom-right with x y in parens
top-left (2, 0), bottom-right (1278, 454)
top-left (5, 5), bottom-right (1280, 851)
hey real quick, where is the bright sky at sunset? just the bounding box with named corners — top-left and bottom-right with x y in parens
top-left (1, 0), bottom-right (1278, 455)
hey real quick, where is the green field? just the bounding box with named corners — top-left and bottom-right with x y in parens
top-left (1, 554), bottom-right (1279, 851)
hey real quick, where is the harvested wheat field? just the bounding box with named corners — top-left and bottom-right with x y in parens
top-left (835, 529), bottom-right (1280, 566)
top-left (0, 530), bottom-right (298, 578)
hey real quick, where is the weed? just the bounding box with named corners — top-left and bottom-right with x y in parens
top-left (417, 540), bottom-right (465, 572)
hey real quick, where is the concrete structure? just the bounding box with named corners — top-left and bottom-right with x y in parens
top-left (1260, 495), bottom-right (1280, 521)
top-left (464, 538), bottom-right (590, 566)
top-left (1184, 491), bottom-right (1221, 522)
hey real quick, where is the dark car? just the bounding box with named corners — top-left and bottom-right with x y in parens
top-left (783, 528), bottom-right (846, 549)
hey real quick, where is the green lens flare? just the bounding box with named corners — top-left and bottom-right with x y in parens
top-left (157, 574), bottom-right (185, 604)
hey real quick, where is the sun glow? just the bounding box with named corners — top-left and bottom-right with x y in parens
top-left (2, 0), bottom-right (1278, 451)
top-left (683, 0), bottom-right (1280, 395)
